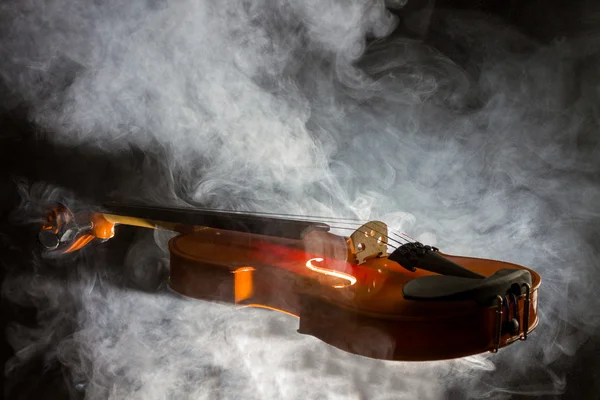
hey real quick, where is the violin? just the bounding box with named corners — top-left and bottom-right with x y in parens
top-left (38, 202), bottom-right (540, 361)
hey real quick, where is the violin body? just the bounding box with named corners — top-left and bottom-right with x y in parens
top-left (39, 203), bottom-right (541, 361)
top-left (168, 228), bottom-right (539, 361)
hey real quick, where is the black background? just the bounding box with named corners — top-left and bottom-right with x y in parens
top-left (2, 1), bottom-right (599, 399)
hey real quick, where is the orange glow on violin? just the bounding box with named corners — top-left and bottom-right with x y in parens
top-left (38, 202), bottom-right (541, 362)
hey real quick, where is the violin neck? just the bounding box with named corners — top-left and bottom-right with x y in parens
top-left (100, 202), bottom-right (331, 240)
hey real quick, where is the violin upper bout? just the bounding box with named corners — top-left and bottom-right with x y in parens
top-left (349, 221), bottom-right (388, 264)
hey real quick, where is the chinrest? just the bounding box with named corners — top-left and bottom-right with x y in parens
top-left (403, 268), bottom-right (532, 304)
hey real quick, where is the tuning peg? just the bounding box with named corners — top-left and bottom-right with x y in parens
top-left (38, 230), bottom-right (60, 250)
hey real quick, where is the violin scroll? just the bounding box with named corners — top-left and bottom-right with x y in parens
top-left (38, 204), bottom-right (115, 254)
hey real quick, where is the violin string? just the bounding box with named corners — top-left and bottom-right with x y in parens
top-left (317, 218), bottom-right (403, 245)
top-left (188, 206), bottom-right (412, 248)
top-left (182, 204), bottom-right (369, 224)
top-left (329, 222), bottom-right (415, 247)
top-left (329, 227), bottom-right (399, 251)
top-left (284, 216), bottom-right (411, 246)
top-left (322, 220), bottom-right (412, 247)
top-left (146, 204), bottom-right (416, 248)
top-left (327, 225), bottom-right (405, 249)
top-left (392, 231), bottom-right (415, 243)
top-left (352, 228), bottom-right (411, 249)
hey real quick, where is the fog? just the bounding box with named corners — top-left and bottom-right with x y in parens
top-left (2, 0), bottom-right (599, 399)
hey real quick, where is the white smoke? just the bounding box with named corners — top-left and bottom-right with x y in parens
top-left (2, 0), bottom-right (600, 399)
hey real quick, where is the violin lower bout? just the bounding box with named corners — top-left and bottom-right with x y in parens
top-left (297, 291), bottom-right (538, 362)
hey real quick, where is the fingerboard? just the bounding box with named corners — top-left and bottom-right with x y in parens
top-left (101, 202), bottom-right (330, 240)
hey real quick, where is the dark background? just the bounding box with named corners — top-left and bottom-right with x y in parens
top-left (2, 1), bottom-right (599, 399)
